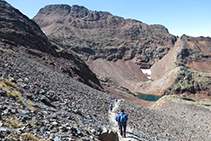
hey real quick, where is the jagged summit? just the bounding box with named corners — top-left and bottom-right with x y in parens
top-left (33, 4), bottom-right (177, 94)
top-left (37, 4), bottom-right (105, 18)
top-left (34, 4), bottom-right (176, 67)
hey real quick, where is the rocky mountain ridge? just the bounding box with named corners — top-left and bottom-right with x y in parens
top-left (33, 4), bottom-right (211, 99)
top-left (33, 4), bottom-right (176, 67)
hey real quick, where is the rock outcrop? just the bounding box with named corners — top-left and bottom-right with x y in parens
top-left (176, 35), bottom-right (211, 73)
top-left (165, 35), bottom-right (211, 98)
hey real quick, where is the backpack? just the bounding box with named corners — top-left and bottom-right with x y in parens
top-left (120, 114), bottom-right (126, 124)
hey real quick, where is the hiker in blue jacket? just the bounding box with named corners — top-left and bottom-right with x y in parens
top-left (116, 108), bottom-right (128, 138)
top-left (109, 103), bottom-right (113, 111)
top-left (115, 97), bottom-right (118, 102)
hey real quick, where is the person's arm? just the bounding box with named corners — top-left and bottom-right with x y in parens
top-left (117, 115), bottom-right (120, 122)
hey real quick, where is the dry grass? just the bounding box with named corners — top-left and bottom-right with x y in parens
top-left (23, 132), bottom-right (39, 141)
top-left (7, 90), bottom-right (20, 98)
top-left (4, 79), bottom-right (17, 88)
top-left (9, 119), bottom-right (22, 128)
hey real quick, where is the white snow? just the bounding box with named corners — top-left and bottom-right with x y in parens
top-left (141, 69), bottom-right (151, 75)
top-left (141, 69), bottom-right (151, 79)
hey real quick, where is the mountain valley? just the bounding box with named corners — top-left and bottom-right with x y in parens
top-left (0, 1), bottom-right (211, 140)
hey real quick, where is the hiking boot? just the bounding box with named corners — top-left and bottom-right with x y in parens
top-left (123, 133), bottom-right (126, 138)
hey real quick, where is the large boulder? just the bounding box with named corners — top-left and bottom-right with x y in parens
top-left (100, 130), bottom-right (119, 141)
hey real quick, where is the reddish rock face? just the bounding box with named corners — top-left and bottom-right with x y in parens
top-left (179, 35), bottom-right (211, 73)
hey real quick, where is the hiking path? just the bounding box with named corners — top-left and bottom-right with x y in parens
top-left (108, 99), bottom-right (141, 141)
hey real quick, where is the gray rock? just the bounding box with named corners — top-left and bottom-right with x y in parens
top-left (100, 130), bottom-right (119, 141)
top-left (0, 128), bottom-right (10, 134)
top-left (11, 109), bottom-right (16, 114)
top-left (0, 132), bottom-right (4, 138)
top-left (50, 130), bottom-right (56, 133)
top-left (0, 89), bottom-right (7, 97)
top-left (39, 89), bottom-right (46, 94)
top-left (59, 126), bottom-right (68, 132)
top-left (53, 136), bottom-right (63, 141)
top-left (39, 95), bottom-right (56, 108)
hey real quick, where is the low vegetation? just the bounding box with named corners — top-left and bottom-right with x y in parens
top-left (0, 79), bottom-right (20, 98)
top-left (23, 132), bottom-right (39, 141)
top-left (4, 79), bottom-right (17, 88)
top-left (166, 66), bottom-right (211, 94)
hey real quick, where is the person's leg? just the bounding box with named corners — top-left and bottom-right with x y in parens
top-left (123, 125), bottom-right (126, 137)
top-left (119, 125), bottom-right (123, 136)
top-left (0, 110), bottom-right (2, 120)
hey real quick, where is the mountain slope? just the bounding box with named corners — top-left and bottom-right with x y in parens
top-left (0, 0), bottom-right (56, 55)
top-left (139, 35), bottom-right (211, 99)
top-left (0, 1), bottom-right (102, 90)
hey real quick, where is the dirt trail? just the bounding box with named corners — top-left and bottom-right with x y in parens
top-left (108, 99), bottom-right (141, 141)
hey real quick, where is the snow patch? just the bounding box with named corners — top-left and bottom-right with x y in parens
top-left (141, 69), bottom-right (151, 75)
top-left (141, 69), bottom-right (151, 79)
top-left (141, 69), bottom-right (152, 75)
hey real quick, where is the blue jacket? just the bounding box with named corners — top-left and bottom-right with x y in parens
top-left (109, 104), bottom-right (113, 109)
top-left (117, 112), bottom-right (128, 126)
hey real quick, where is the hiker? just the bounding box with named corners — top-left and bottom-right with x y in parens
top-left (109, 103), bottom-right (113, 111)
top-left (115, 97), bottom-right (118, 102)
top-left (116, 108), bottom-right (128, 138)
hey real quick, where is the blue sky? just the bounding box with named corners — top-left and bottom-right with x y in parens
top-left (6, 0), bottom-right (211, 37)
